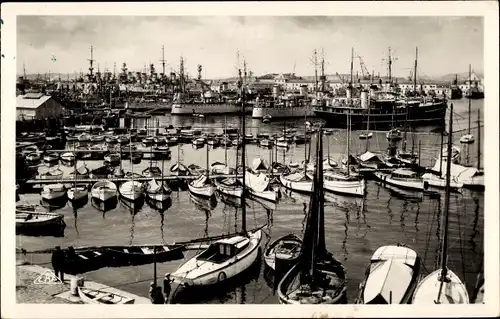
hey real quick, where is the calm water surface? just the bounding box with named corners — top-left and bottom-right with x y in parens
top-left (16, 99), bottom-right (484, 303)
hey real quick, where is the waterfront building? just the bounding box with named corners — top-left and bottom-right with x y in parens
top-left (16, 92), bottom-right (65, 121)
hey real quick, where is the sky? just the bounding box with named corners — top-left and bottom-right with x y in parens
top-left (17, 16), bottom-right (484, 79)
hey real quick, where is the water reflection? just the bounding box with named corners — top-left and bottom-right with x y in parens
top-left (469, 196), bottom-right (480, 254)
top-left (188, 193), bottom-right (217, 211)
top-left (386, 195), bottom-right (394, 225)
top-left (414, 201), bottom-right (420, 233)
top-left (342, 209), bottom-right (350, 261)
top-left (72, 207), bottom-right (79, 236)
top-left (91, 197), bottom-right (118, 216)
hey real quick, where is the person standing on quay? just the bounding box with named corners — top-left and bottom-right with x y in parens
top-left (51, 246), bottom-right (65, 282)
top-left (163, 273), bottom-right (173, 303)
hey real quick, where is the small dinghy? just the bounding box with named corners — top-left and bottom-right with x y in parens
top-left (41, 167), bottom-right (64, 180)
top-left (90, 134), bottom-right (105, 142)
top-left (264, 234), bottom-right (302, 272)
top-left (43, 152), bottom-right (60, 163)
top-left (105, 244), bottom-right (184, 266)
top-left (25, 152), bottom-right (41, 163)
top-left (67, 184), bottom-right (89, 201)
top-left (142, 136), bottom-right (155, 147)
top-left (91, 181), bottom-right (117, 202)
top-left (105, 136), bottom-right (118, 144)
top-left (40, 183), bottom-right (67, 201)
top-left (215, 178), bottom-right (243, 198)
top-left (207, 139), bottom-right (220, 147)
top-left (78, 133), bottom-right (92, 142)
top-left (280, 172), bottom-right (313, 193)
top-left (154, 136), bottom-right (166, 145)
top-left (16, 209), bottom-right (65, 233)
top-left (61, 152), bottom-right (76, 163)
top-left (142, 166), bottom-right (162, 178)
top-left (359, 132), bottom-right (373, 140)
top-left (354, 244), bottom-right (421, 304)
top-left (78, 286), bottom-right (135, 304)
top-left (459, 134), bottom-right (474, 144)
top-left (192, 138), bottom-right (205, 147)
top-left (275, 137), bottom-right (288, 148)
top-left (260, 139), bottom-right (273, 148)
top-left (145, 178), bottom-right (172, 202)
top-left (69, 164), bottom-right (90, 179)
top-left (188, 174), bottom-right (215, 198)
top-left (119, 180), bottom-right (144, 201)
top-left (243, 171), bottom-right (278, 202)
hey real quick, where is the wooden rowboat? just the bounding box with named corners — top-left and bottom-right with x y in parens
top-left (78, 286), bottom-right (135, 304)
top-left (105, 244), bottom-right (184, 266)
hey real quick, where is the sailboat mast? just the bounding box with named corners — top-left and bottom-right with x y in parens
top-left (365, 108), bottom-right (370, 153)
top-left (347, 109), bottom-right (351, 177)
top-left (437, 103), bottom-right (454, 303)
top-left (206, 142), bottom-right (210, 179)
top-left (477, 109), bottom-right (481, 170)
top-left (239, 69), bottom-right (247, 235)
top-left (388, 47), bottom-right (392, 83)
top-left (161, 151), bottom-right (165, 187)
top-left (130, 131), bottom-right (134, 184)
top-left (224, 116), bottom-right (228, 166)
top-left (350, 48), bottom-right (354, 87)
top-left (414, 47), bottom-right (418, 94)
top-left (468, 64), bottom-right (472, 135)
top-left (439, 133), bottom-right (444, 175)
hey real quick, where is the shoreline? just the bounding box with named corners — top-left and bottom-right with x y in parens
top-left (16, 260), bottom-right (150, 304)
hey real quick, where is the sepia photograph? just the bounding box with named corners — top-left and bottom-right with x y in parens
top-left (2, 1), bottom-right (499, 318)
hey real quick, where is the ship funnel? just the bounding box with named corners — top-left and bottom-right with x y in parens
top-left (360, 90), bottom-right (369, 109)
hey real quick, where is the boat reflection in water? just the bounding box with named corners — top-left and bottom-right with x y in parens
top-left (91, 197), bottom-right (118, 216)
top-left (188, 192), bottom-right (217, 211)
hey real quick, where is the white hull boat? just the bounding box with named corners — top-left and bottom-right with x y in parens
top-left (355, 244), bottom-right (421, 304)
top-left (459, 134), bottom-right (474, 144)
top-left (91, 181), bottom-right (117, 202)
top-left (422, 173), bottom-right (463, 189)
top-left (188, 175), bottom-right (215, 198)
top-left (41, 184), bottom-right (67, 201)
top-left (324, 172), bottom-right (365, 197)
top-left (374, 170), bottom-right (424, 191)
top-left (145, 178), bottom-right (172, 202)
top-left (412, 268), bottom-right (469, 304)
top-left (67, 185), bottom-right (89, 201)
top-left (279, 173), bottom-right (313, 193)
top-left (171, 230), bottom-right (262, 286)
top-left (119, 181), bottom-right (144, 201)
top-left (243, 172), bottom-right (278, 202)
top-left (264, 234), bottom-right (302, 271)
top-left (215, 178), bottom-right (243, 198)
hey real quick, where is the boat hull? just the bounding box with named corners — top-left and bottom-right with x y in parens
top-left (172, 103), bottom-right (253, 115)
top-left (324, 177), bottom-right (365, 197)
top-left (252, 106), bottom-right (314, 119)
top-left (106, 245), bottom-right (185, 266)
top-left (171, 230), bottom-right (262, 287)
top-left (412, 268), bottom-right (469, 304)
top-left (78, 286), bottom-right (135, 304)
top-left (279, 175), bottom-right (312, 193)
top-left (188, 183), bottom-right (215, 198)
top-left (314, 102), bottom-right (447, 130)
top-left (374, 171), bottom-right (424, 191)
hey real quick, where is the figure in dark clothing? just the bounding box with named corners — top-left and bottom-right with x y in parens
top-left (51, 246), bottom-right (65, 282)
top-left (163, 273), bottom-right (173, 303)
top-left (148, 282), bottom-right (165, 304)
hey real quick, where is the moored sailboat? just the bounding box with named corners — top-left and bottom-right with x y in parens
top-left (277, 127), bottom-right (347, 304)
top-left (411, 102), bottom-right (469, 304)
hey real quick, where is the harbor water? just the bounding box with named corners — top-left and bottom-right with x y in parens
top-left (16, 99), bottom-right (484, 304)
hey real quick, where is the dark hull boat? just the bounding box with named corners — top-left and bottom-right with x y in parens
top-left (314, 101), bottom-right (446, 130)
top-left (264, 234), bottom-right (302, 277)
top-left (106, 244), bottom-right (185, 266)
top-left (64, 247), bottom-right (107, 275)
top-left (277, 128), bottom-right (347, 304)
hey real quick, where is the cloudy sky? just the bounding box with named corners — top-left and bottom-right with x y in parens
top-left (17, 16), bottom-right (483, 78)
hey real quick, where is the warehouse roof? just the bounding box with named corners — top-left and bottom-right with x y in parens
top-left (17, 94), bottom-right (52, 109)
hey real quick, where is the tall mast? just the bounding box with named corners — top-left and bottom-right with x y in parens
top-left (436, 103), bottom-right (454, 303)
top-left (88, 45), bottom-right (95, 79)
top-left (321, 48), bottom-right (325, 92)
top-left (347, 109), bottom-right (351, 177)
top-left (350, 48), bottom-right (354, 87)
top-left (224, 116), bottom-right (228, 166)
top-left (239, 68), bottom-right (247, 234)
top-left (468, 64), bottom-right (472, 135)
top-left (477, 109), bottom-right (481, 170)
top-left (179, 56), bottom-right (185, 92)
top-left (414, 47), bottom-right (418, 93)
top-left (388, 47), bottom-right (392, 83)
top-left (23, 62), bottom-right (26, 79)
top-left (160, 45), bottom-right (166, 77)
top-left (439, 133), bottom-right (444, 175)
top-left (313, 49), bottom-right (318, 94)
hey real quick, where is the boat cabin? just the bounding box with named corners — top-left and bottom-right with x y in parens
top-left (197, 236), bottom-right (250, 264)
top-left (390, 169), bottom-right (421, 180)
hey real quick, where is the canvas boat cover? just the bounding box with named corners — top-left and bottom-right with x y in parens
top-left (251, 157), bottom-right (270, 172)
top-left (430, 160), bottom-right (479, 182)
top-left (364, 245), bottom-right (418, 304)
top-left (358, 151), bottom-right (384, 163)
top-left (283, 172), bottom-right (313, 182)
top-left (191, 175), bottom-right (208, 188)
top-left (245, 172), bottom-right (270, 193)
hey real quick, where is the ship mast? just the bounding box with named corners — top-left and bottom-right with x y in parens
top-left (312, 49), bottom-right (318, 94)
top-left (88, 45), bottom-right (95, 81)
top-left (179, 56), bottom-right (185, 92)
top-left (238, 68), bottom-right (247, 235)
top-left (388, 47), bottom-right (392, 83)
top-left (321, 48), bottom-right (325, 92)
top-left (160, 45), bottom-right (166, 77)
top-left (414, 47), bottom-right (418, 94)
top-left (350, 48), bottom-right (354, 88)
top-left (23, 62), bottom-right (26, 79)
